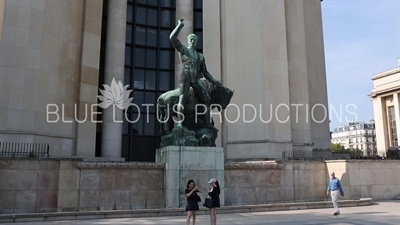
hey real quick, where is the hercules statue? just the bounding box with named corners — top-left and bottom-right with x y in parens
top-left (170, 18), bottom-right (222, 130)
top-left (157, 18), bottom-right (233, 147)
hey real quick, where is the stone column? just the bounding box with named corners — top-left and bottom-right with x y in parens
top-left (174, 0), bottom-right (193, 88)
top-left (0, 0), bottom-right (5, 45)
top-left (303, 0), bottom-right (330, 150)
top-left (101, 0), bottom-right (127, 159)
top-left (393, 93), bottom-right (400, 145)
top-left (373, 97), bottom-right (388, 156)
top-left (286, 0), bottom-right (312, 151)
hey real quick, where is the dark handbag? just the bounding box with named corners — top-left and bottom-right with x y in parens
top-left (203, 197), bottom-right (213, 208)
top-left (197, 195), bottom-right (201, 202)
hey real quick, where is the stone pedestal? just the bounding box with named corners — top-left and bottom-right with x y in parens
top-left (156, 146), bottom-right (224, 208)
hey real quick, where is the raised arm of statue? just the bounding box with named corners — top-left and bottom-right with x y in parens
top-left (169, 18), bottom-right (185, 53)
top-left (201, 57), bottom-right (222, 87)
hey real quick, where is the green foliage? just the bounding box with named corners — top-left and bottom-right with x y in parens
top-left (348, 148), bottom-right (363, 159)
top-left (330, 143), bottom-right (364, 159)
top-left (330, 143), bottom-right (345, 152)
top-left (28, 151), bottom-right (37, 158)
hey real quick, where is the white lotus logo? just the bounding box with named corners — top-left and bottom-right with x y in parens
top-left (97, 78), bottom-right (133, 110)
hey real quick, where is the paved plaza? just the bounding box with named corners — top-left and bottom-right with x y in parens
top-left (4, 201), bottom-right (399, 225)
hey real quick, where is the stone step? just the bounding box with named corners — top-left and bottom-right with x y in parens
top-left (0, 198), bottom-right (373, 223)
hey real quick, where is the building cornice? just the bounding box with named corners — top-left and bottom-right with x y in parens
top-left (371, 67), bottom-right (400, 80)
top-left (369, 86), bottom-right (400, 98)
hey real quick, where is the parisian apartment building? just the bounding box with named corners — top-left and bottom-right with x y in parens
top-left (331, 120), bottom-right (377, 156)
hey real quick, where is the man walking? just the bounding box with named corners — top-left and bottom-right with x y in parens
top-left (327, 172), bottom-right (344, 215)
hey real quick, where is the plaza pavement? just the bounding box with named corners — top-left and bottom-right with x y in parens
top-left (4, 201), bottom-right (400, 225)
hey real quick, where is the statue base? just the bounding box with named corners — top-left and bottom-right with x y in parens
top-left (160, 125), bottom-right (217, 148)
top-left (156, 146), bottom-right (224, 208)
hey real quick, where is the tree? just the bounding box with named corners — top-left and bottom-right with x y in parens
top-left (349, 148), bottom-right (363, 159)
top-left (330, 144), bottom-right (365, 159)
top-left (330, 143), bottom-right (346, 152)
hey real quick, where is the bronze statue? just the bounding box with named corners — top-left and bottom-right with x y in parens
top-left (157, 18), bottom-right (233, 147)
top-left (158, 77), bottom-right (218, 135)
top-left (170, 18), bottom-right (222, 130)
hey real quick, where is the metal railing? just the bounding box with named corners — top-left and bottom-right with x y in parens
top-left (282, 150), bottom-right (350, 161)
top-left (0, 142), bottom-right (49, 158)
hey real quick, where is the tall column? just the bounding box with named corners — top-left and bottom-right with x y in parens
top-left (373, 97), bottom-right (388, 156)
top-left (0, 0), bottom-right (5, 45)
top-left (101, 0), bottom-right (127, 159)
top-left (285, 0), bottom-right (312, 151)
top-left (303, 0), bottom-right (330, 150)
top-left (174, 0), bottom-right (193, 88)
top-left (393, 93), bottom-right (400, 145)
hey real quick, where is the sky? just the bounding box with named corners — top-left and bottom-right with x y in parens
top-left (321, 0), bottom-right (400, 130)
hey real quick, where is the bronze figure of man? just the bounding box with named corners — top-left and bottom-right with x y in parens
top-left (170, 18), bottom-right (221, 129)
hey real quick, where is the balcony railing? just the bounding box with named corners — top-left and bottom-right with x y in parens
top-left (0, 142), bottom-right (49, 158)
top-left (282, 150), bottom-right (350, 161)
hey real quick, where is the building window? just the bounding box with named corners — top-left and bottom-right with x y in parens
top-left (123, 0), bottom-right (176, 162)
top-left (193, 0), bottom-right (203, 53)
top-left (388, 106), bottom-right (398, 146)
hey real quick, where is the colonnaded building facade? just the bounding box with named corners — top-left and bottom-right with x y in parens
top-left (370, 58), bottom-right (400, 156)
top-left (0, 0), bottom-right (330, 161)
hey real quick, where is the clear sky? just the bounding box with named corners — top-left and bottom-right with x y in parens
top-left (321, 0), bottom-right (400, 130)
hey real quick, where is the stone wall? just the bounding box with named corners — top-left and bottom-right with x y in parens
top-left (74, 161), bottom-right (165, 211)
top-left (224, 160), bottom-right (400, 206)
top-left (0, 159), bottom-right (164, 214)
top-left (0, 159), bottom-right (60, 214)
top-left (1, 159), bottom-right (399, 214)
top-left (224, 161), bottom-right (327, 205)
top-left (326, 160), bottom-right (400, 200)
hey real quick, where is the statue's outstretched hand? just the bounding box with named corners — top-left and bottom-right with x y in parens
top-left (178, 18), bottom-right (184, 26)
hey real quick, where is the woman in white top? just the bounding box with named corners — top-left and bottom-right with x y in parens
top-left (207, 178), bottom-right (220, 225)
